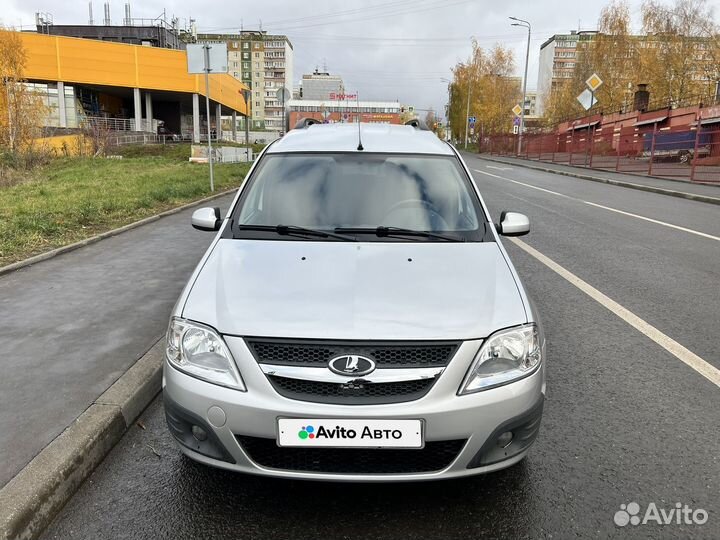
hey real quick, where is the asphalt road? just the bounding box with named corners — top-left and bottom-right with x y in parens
top-left (41, 157), bottom-right (719, 539)
top-left (0, 193), bottom-right (236, 487)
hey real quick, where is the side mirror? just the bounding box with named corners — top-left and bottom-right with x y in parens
top-left (191, 207), bottom-right (222, 231)
top-left (496, 211), bottom-right (530, 237)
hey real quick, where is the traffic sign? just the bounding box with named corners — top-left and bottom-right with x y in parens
top-left (468, 115), bottom-right (476, 125)
top-left (586, 73), bottom-right (603, 92)
top-left (576, 88), bottom-right (598, 111)
top-left (512, 104), bottom-right (522, 117)
top-left (513, 116), bottom-right (521, 126)
top-left (513, 125), bottom-right (519, 135)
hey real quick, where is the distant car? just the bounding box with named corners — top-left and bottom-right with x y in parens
top-left (163, 121), bottom-right (545, 481)
top-left (643, 130), bottom-right (711, 163)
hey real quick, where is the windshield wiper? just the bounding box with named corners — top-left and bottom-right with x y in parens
top-left (237, 224), bottom-right (356, 241)
top-left (335, 226), bottom-right (465, 242)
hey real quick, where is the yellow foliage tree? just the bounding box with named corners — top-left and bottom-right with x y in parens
top-left (641, 0), bottom-right (720, 106)
top-left (449, 41), bottom-right (520, 141)
top-left (541, 0), bottom-right (720, 124)
top-left (0, 28), bottom-right (47, 164)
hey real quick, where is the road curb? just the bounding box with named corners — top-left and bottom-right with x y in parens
top-left (0, 340), bottom-right (165, 540)
top-left (0, 188), bottom-right (238, 278)
top-left (478, 155), bottom-right (720, 206)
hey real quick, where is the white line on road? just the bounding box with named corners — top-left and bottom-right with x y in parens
top-left (473, 169), bottom-right (720, 243)
top-left (509, 237), bottom-right (720, 388)
top-left (486, 165), bottom-right (513, 171)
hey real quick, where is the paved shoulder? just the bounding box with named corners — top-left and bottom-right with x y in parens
top-left (0, 193), bottom-right (235, 488)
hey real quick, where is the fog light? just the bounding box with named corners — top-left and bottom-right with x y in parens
top-left (497, 431), bottom-right (513, 448)
top-left (192, 425), bottom-right (208, 441)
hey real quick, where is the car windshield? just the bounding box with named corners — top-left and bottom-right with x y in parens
top-left (234, 153), bottom-right (486, 241)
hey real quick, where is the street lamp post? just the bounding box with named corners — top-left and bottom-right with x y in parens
top-left (464, 82), bottom-right (471, 150)
top-left (510, 16), bottom-right (531, 155)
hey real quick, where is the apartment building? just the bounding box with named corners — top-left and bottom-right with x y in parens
top-left (197, 30), bottom-right (294, 131)
top-left (536, 31), bottom-right (597, 115)
top-left (300, 70), bottom-right (344, 100)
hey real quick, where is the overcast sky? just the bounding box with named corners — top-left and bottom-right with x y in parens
top-left (4, 0), bottom-right (675, 119)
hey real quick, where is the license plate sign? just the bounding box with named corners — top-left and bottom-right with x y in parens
top-left (277, 419), bottom-right (423, 448)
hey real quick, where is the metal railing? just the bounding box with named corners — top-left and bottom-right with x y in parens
top-left (82, 116), bottom-right (157, 133)
top-left (483, 125), bottom-right (720, 183)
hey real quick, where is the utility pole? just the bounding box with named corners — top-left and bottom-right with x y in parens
top-left (202, 43), bottom-right (215, 192)
top-left (510, 16), bottom-right (531, 155)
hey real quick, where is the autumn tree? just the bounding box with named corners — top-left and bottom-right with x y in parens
top-left (540, 0), bottom-right (719, 125)
top-left (0, 28), bottom-right (47, 165)
top-left (449, 41), bottom-right (519, 140)
top-left (641, 0), bottom-right (720, 105)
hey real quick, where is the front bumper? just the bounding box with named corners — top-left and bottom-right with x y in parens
top-left (163, 337), bottom-right (545, 481)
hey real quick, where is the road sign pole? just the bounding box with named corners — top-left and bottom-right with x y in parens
top-left (203, 44), bottom-right (214, 192)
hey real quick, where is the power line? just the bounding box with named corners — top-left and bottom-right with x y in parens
top-left (199, 0), bottom-right (475, 33)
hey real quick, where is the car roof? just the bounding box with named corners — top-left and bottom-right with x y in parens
top-left (266, 123), bottom-right (455, 155)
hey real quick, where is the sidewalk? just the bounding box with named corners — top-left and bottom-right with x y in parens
top-left (0, 193), bottom-right (235, 488)
top-left (474, 153), bottom-right (720, 203)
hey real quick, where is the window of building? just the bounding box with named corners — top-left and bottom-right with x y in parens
top-left (243, 72), bottom-right (250, 78)
top-left (243, 52), bottom-right (249, 59)
top-left (243, 62), bottom-right (250, 69)
top-left (254, 42), bottom-right (260, 49)
top-left (255, 72), bottom-right (261, 78)
top-left (254, 52), bottom-right (260, 58)
top-left (233, 41), bottom-right (238, 48)
top-left (243, 42), bottom-right (249, 49)
top-left (256, 101), bottom-right (261, 107)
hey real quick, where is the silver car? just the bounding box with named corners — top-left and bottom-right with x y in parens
top-left (163, 121), bottom-right (545, 481)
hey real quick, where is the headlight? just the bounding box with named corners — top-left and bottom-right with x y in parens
top-left (459, 324), bottom-right (542, 394)
top-left (166, 318), bottom-right (246, 391)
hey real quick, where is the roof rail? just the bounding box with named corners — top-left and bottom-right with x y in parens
top-left (404, 119), bottom-right (430, 131)
top-left (294, 117), bottom-right (322, 129)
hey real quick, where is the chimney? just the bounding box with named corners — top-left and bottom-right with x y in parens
top-left (124, 3), bottom-right (131, 25)
top-left (88, 2), bottom-right (94, 25)
top-left (633, 84), bottom-right (650, 112)
top-left (103, 2), bottom-right (111, 25)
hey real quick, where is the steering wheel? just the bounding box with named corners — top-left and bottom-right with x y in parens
top-left (381, 199), bottom-right (449, 230)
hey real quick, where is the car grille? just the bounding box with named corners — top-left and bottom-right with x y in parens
top-left (245, 339), bottom-right (458, 368)
top-left (245, 338), bottom-right (459, 405)
top-left (237, 436), bottom-right (467, 474)
top-left (267, 375), bottom-right (436, 405)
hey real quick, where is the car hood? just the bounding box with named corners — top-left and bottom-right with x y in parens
top-left (182, 239), bottom-right (527, 340)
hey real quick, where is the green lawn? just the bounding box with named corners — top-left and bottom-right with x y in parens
top-left (0, 144), bottom-right (251, 267)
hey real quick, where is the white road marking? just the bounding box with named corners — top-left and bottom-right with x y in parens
top-left (509, 237), bottom-right (720, 388)
top-left (473, 169), bottom-right (720, 243)
top-left (486, 165), bottom-right (513, 171)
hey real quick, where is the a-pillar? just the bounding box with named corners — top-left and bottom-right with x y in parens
top-left (133, 88), bottom-right (142, 132)
top-left (192, 93), bottom-right (200, 143)
top-left (57, 82), bottom-right (67, 128)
